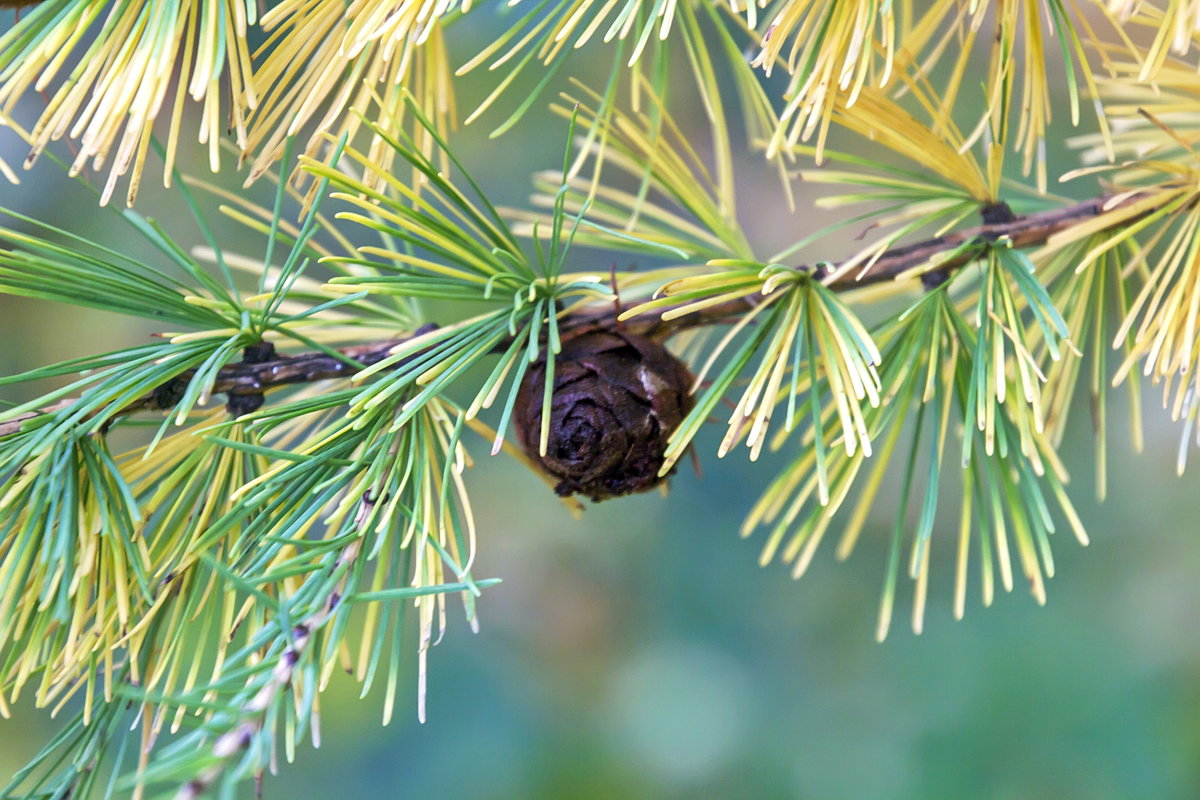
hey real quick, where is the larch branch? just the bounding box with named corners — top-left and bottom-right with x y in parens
top-left (0, 190), bottom-right (1165, 437)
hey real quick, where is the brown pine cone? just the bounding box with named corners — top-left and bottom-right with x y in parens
top-left (513, 325), bottom-right (694, 502)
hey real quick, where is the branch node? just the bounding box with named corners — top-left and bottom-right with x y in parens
top-left (980, 200), bottom-right (1017, 226)
top-left (920, 268), bottom-right (951, 291)
top-left (226, 342), bottom-right (277, 418)
top-left (802, 263), bottom-right (830, 281)
top-left (153, 375), bottom-right (190, 410)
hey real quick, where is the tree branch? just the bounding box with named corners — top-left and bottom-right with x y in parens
top-left (819, 191), bottom-right (1151, 289)
top-left (0, 339), bottom-right (412, 437)
top-left (0, 190), bottom-right (1164, 438)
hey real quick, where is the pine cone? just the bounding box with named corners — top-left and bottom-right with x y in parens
top-left (513, 326), bottom-right (694, 502)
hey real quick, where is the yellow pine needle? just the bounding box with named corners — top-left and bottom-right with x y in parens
top-left (247, 0), bottom-right (458, 191)
top-left (833, 412), bottom-right (904, 561)
top-left (1, 0), bottom-right (259, 206)
top-left (761, 0), bottom-right (918, 159)
top-left (786, 512), bottom-right (834, 579)
top-left (541, 86), bottom-right (753, 259)
top-left (1107, 0), bottom-right (1200, 78)
top-left (830, 88), bottom-right (990, 201)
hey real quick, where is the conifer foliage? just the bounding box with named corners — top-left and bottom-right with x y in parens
top-left (0, 1), bottom-right (1198, 795)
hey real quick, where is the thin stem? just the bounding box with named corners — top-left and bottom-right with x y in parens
top-left (176, 535), bottom-right (363, 800)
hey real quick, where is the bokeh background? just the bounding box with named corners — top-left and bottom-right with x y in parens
top-left (2, 11), bottom-right (1200, 800)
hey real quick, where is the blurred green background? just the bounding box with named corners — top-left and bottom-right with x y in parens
top-left (2, 13), bottom-right (1200, 800)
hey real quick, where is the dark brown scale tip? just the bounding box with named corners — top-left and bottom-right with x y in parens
top-left (241, 341), bottom-right (277, 365)
top-left (225, 392), bottom-right (265, 417)
top-left (152, 375), bottom-right (190, 410)
top-left (513, 325), bottom-right (694, 502)
top-left (226, 341), bottom-right (277, 418)
top-left (920, 268), bottom-right (951, 291)
top-left (980, 201), bottom-right (1017, 226)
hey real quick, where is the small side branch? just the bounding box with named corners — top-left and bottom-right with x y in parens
top-left (823, 191), bottom-right (1150, 290)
